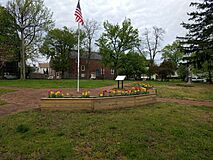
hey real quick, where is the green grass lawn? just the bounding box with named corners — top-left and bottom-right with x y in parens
top-left (0, 103), bottom-right (212, 159)
top-left (0, 88), bottom-right (16, 94)
top-left (0, 80), bottom-right (116, 89)
top-left (147, 81), bottom-right (213, 101)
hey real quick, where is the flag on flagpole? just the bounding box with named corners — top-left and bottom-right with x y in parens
top-left (74, 0), bottom-right (84, 25)
top-left (74, 0), bottom-right (84, 92)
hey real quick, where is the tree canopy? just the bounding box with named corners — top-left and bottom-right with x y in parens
top-left (158, 60), bottom-right (176, 81)
top-left (120, 52), bottom-right (147, 79)
top-left (179, 0), bottom-right (213, 83)
top-left (0, 5), bottom-right (20, 71)
top-left (7, 0), bottom-right (54, 79)
top-left (161, 40), bottom-right (184, 67)
top-left (97, 19), bottom-right (140, 77)
top-left (40, 27), bottom-right (77, 78)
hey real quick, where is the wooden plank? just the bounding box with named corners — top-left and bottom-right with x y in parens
top-left (41, 94), bottom-right (157, 111)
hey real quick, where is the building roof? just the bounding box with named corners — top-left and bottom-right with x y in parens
top-left (38, 63), bottom-right (49, 68)
top-left (70, 50), bottom-right (102, 60)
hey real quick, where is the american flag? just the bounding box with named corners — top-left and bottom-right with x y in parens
top-left (74, 0), bottom-right (84, 25)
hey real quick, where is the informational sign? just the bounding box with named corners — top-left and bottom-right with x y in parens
top-left (115, 75), bottom-right (126, 81)
top-left (115, 75), bottom-right (126, 89)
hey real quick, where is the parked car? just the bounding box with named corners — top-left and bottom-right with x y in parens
top-left (4, 72), bottom-right (17, 79)
top-left (192, 76), bottom-right (207, 82)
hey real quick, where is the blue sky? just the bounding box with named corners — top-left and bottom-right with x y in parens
top-left (0, 0), bottom-right (196, 63)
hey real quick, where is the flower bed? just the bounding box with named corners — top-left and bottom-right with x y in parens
top-left (41, 82), bottom-right (157, 111)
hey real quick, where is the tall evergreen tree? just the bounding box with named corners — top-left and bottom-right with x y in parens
top-left (0, 5), bottom-right (20, 76)
top-left (180, 0), bottom-right (213, 83)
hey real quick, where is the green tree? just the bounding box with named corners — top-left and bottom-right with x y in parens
top-left (0, 5), bottom-right (20, 76)
top-left (97, 19), bottom-right (140, 77)
top-left (158, 60), bottom-right (176, 81)
top-left (177, 64), bottom-right (188, 81)
top-left (180, 0), bottom-right (213, 83)
top-left (161, 40), bottom-right (184, 67)
top-left (40, 27), bottom-right (77, 78)
top-left (120, 52), bottom-right (147, 79)
top-left (7, 0), bottom-right (54, 80)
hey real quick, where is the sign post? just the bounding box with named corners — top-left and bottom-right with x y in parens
top-left (115, 75), bottom-right (126, 89)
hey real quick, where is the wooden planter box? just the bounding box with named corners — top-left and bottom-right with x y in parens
top-left (41, 94), bottom-right (157, 111)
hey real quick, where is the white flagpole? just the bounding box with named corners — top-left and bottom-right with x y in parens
top-left (77, 22), bottom-right (80, 92)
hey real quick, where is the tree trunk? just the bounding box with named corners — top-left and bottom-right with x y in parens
top-left (114, 68), bottom-right (117, 79)
top-left (187, 64), bottom-right (192, 84)
top-left (85, 59), bottom-right (90, 79)
top-left (208, 63), bottom-right (212, 84)
top-left (20, 31), bottom-right (26, 80)
top-left (62, 70), bottom-right (64, 79)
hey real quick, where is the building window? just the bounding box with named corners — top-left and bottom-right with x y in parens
top-left (81, 65), bottom-right (85, 71)
top-left (81, 73), bottom-right (85, 78)
top-left (96, 69), bottom-right (100, 76)
top-left (111, 69), bottom-right (114, 75)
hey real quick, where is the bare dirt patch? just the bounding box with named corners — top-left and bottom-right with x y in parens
top-left (0, 85), bottom-right (119, 116)
top-left (0, 84), bottom-right (213, 116)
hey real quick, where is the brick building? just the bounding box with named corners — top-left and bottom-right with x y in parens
top-left (70, 51), bottom-right (114, 79)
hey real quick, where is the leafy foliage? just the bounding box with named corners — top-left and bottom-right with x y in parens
top-left (158, 60), bottom-right (176, 81)
top-left (177, 64), bottom-right (188, 81)
top-left (97, 19), bottom-right (140, 77)
top-left (120, 52), bottom-right (147, 79)
top-left (180, 0), bottom-right (213, 83)
top-left (161, 40), bottom-right (184, 67)
top-left (40, 27), bottom-right (77, 78)
top-left (0, 5), bottom-right (20, 70)
top-left (7, 0), bottom-right (54, 79)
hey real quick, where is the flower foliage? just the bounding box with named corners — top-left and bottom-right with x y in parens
top-left (81, 91), bottom-right (90, 98)
top-left (99, 86), bottom-right (149, 97)
top-left (47, 82), bottom-right (154, 98)
top-left (48, 90), bottom-right (64, 98)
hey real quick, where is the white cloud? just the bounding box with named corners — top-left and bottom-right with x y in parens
top-left (1, 0), bottom-right (196, 62)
